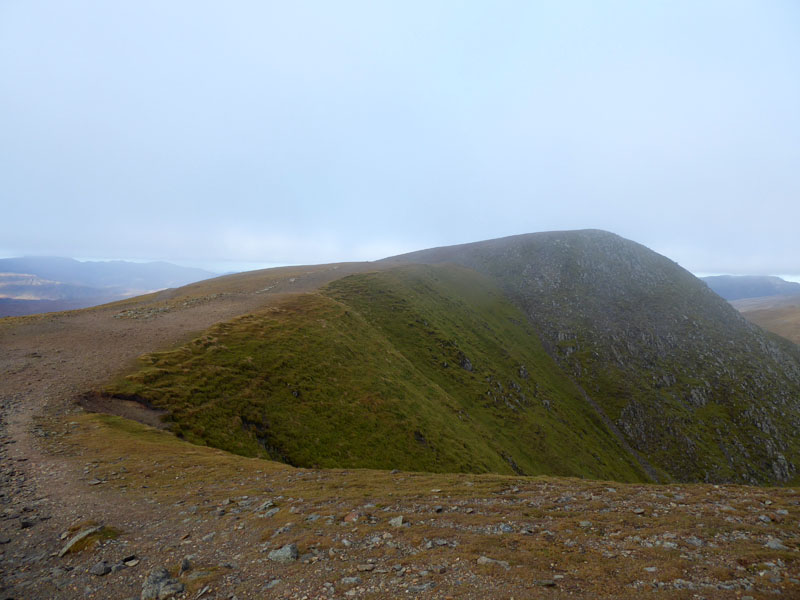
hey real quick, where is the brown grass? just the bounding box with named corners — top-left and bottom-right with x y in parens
top-left (740, 303), bottom-right (800, 344)
top-left (41, 411), bottom-right (800, 598)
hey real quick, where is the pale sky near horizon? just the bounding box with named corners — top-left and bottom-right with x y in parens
top-left (2, 1), bottom-right (799, 275)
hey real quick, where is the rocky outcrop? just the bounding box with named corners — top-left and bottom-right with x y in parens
top-left (141, 567), bottom-right (184, 600)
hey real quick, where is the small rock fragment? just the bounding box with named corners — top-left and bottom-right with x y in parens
top-left (389, 516), bottom-right (405, 527)
top-left (685, 536), bottom-right (704, 547)
top-left (179, 556), bottom-right (192, 574)
top-left (765, 538), bottom-right (789, 551)
top-left (89, 561), bottom-right (111, 576)
top-left (255, 499), bottom-right (275, 512)
top-left (268, 543), bottom-right (299, 563)
top-left (141, 566), bottom-right (185, 600)
top-left (264, 579), bottom-right (281, 590)
top-left (123, 555), bottom-right (139, 567)
top-left (58, 526), bottom-right (103, 557)
top-left (477, 556), bottom-right (510, 570)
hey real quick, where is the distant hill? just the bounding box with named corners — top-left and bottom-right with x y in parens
top-left (0, 257), bottom-right (216, 317)
top-left (702, 274), bottom-right (800, 301)
top-left (732, 296), bottom-right (800, 345)
top-left (104, 230), bottom-right (800, 485)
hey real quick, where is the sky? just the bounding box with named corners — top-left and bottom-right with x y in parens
top-left (1, 1), bottom-right (799, 275)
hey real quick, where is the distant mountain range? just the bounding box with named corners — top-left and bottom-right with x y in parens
top-left (702, 275), bottom-right (800, 301)
top-left (0, 257), bottom-right (216, 317)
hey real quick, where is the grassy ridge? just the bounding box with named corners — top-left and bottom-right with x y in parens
top-left (106, 264), bottom-right (649, 481)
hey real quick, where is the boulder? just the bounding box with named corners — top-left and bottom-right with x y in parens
top-left (268, 543), bottom-right (299, 563)
top-left (141, 566), bottom-right (185, 600)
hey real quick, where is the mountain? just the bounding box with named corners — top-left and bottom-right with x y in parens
top-left (3, 238), bottom-right (800, 599)
top-left (0, 256), bottom-right (215, 291)
top-left (106, 264), bottom-right (650, 481)
top-left (702, 274), bottom-right (800, 301)
top-left (102, 230), bottom-right (800, 485)
top-left (383, 230), bottom-right (800, 484)
top-left (0, 257), bottom-right (216, 317)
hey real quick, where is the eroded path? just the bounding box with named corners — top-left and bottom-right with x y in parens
top-left (1, 265), bottom-right (800, 599)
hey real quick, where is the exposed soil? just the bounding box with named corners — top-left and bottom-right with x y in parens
top-left (77, 392), bottom-right (169, 430)
top-left (1, 264), bottom-right (799, 599)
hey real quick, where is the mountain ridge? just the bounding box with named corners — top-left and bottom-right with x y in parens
top-left (104, 263), bottom-right (652, 482)
top-left (101, 229), bottom-right (800, 485)
top-left (702, 274), bottom-right (800, 301)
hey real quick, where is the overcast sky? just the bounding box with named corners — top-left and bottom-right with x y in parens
top-left (2, 1), bottom-right (798, 275)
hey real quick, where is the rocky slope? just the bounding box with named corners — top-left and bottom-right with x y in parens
top-left (384, 230), bottom-right (800, 485)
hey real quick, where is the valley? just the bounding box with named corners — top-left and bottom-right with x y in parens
top-left (0, 257), bottom-right (216, 318)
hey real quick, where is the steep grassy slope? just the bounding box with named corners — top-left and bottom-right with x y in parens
top-left (105, 264), bottom-right (650, 482)
top-left (385, 230), bottom-right (800, 485)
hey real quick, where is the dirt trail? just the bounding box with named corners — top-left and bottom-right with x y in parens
top-left (0, 265), bottom-right (369, 598)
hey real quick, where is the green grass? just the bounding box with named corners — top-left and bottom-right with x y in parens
top-left (106, 264), bottom-right (649, 482)
top-left (410, 230), bottom-right (800, 485)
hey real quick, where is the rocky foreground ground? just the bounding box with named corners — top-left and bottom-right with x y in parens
top-left (1, 276), bottom-right (799, 599)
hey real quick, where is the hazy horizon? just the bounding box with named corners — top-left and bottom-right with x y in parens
top-left (2, 246), bottom-right (800, 284)
top-left (3, 2), bottom-right (798, 275)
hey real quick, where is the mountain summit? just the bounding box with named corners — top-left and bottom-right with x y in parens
top-left (384, 230), bottom-right (800, 483)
